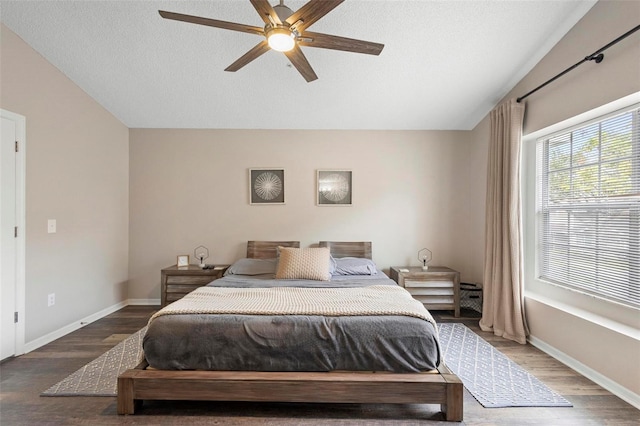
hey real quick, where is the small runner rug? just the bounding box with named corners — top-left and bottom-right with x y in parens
top-left (42, 323), bottom-right (572, 408)
top-left (437, 323), bottom-right (572, 408)
top-left (41, 327), bottom-right (146, 397)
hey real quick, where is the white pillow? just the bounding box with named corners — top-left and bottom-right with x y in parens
top-left (275, 247), bottom-right (331, 281)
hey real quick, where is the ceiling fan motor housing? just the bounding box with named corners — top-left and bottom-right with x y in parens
top-left (265, 4), bottom-right (298, 52)
top-left (273, 4), bottom-right (294, 22)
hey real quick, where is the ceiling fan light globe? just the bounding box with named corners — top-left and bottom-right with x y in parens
top-left (267, 29), bottom-right (295, 52)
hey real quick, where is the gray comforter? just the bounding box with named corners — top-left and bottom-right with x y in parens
top-left (144, 274), bottom-right (441, 372)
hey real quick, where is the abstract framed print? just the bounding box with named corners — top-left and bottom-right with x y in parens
top-left (249, 168), bottom-right (285, 205)
top-left (317, 170), bottom-right (352, 206)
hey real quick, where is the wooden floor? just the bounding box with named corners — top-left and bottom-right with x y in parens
top-left (1, 306), bottom-right (638, 425)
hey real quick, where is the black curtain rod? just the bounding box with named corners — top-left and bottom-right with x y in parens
top-left (517, 24), bottom-right (640, 103)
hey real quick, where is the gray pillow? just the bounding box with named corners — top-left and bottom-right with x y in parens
top-left (224, 258), bottom-right (277, 276)
top-left (331, 257), bottom-right (378, 276)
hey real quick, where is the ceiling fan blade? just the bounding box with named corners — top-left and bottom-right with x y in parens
top-left (225, 40), bottom-right (271, 72)
top-left (286, 0), bottom-right (344, 32)
top-left (159, 10), bottom-right (264, 36)
top-left (299, 31), bottom-right (384, 55)
top-left (250, 0), bottom-right (281, 26)
top-left (284, 45), bottom-right (318, 82)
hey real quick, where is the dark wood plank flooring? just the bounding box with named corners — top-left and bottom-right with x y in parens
top-left (1, 306), bottom-right (638, 425)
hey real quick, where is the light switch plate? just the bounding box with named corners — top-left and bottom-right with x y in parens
top-left (47, 219), bottom-right (56, 233)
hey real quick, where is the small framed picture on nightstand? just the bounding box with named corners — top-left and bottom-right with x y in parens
top-left (176, 255), bottom-right (189, 267)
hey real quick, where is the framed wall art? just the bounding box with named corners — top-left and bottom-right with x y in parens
top-left (249, 168), bottom-right (285, 205)
top-left (317, 170), bottom-right (352, 206)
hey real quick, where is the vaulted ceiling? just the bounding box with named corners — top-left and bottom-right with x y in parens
top-left (0, 1), bottom-right (596, 129)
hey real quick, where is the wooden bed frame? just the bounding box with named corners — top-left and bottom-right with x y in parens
top-left (117, 241), bottom-right (463, 421)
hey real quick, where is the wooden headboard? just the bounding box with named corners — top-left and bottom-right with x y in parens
top-left (318, 241), bottom-right (372, 259)
top-left (246, 241), bottom-right (300, 259)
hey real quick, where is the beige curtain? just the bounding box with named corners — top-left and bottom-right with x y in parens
top-left (480, 98), bottom-right (529, 344)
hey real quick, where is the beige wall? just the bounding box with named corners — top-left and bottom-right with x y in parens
top-left (0, 24), bottom-right (129, 343)
top-left (469, 0), bottom-right (640, 401)
top-left (465, 117), bottom-right (489, 284)
top-left (128, 129), bottom-right (472, 300)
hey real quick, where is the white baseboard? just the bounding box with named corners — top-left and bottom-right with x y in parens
top-left (23, 300), bottom-right (128, 354)
top-left (528, 335), bottom-right (640, 410)
top-left (22, 298), bottom-right (160, 354)
top-left (127, 298), bottom-right (160, 306)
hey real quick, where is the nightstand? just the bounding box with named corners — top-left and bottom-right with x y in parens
top-left (390, 266), bottom-right (461, 317)
top-left (161, 264), bottom-right (230, 307)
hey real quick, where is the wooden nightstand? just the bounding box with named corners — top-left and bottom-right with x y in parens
top-left (161, 264), bottom-right (230, 307)
top-left (390, 266), bottom-right (461, 317)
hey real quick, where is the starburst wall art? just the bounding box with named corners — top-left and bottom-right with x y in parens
top-left (249, 168), bottom-right (285, 205)
top-left (317, 170), bottom-right (352, 206)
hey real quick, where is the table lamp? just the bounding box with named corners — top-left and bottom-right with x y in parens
top-left (194, 245), bottom-right (209, 268)
top-left (418, 248), bottom-right (432, 271)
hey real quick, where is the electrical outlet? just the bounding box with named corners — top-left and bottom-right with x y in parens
top-left (48, 293), bottom-right (55, 307)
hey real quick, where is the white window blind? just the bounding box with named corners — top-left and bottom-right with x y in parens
top-left (536, 105), bottom-right (640, 309)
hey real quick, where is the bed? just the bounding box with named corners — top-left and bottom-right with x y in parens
top-left (117, 241), bottom-right (463, 421)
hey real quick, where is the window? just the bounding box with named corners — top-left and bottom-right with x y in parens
top-left (536, 105), bottom-right (639, 309)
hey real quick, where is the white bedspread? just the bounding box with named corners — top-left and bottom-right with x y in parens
top-left (150, 285), bottom-right (436, 327)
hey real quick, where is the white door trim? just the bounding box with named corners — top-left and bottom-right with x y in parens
top-left (1, 109), bottom-right (26, 356)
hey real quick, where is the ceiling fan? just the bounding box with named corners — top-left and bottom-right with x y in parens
top-left (159, 0), bottom-right (384, 82)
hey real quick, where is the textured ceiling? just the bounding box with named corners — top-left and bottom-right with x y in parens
top-left (0, 0), bottom-right (596, 130)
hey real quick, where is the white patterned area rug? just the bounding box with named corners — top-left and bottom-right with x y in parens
top-left (42, 323), bottom-right (572, 407)
top-left (41, 327), bottom-right (146, 397)
top-left (438, 323), bottom-right (572, 408)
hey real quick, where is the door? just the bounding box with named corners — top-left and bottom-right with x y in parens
top-left (1, 115), bottom-right (17, 360)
